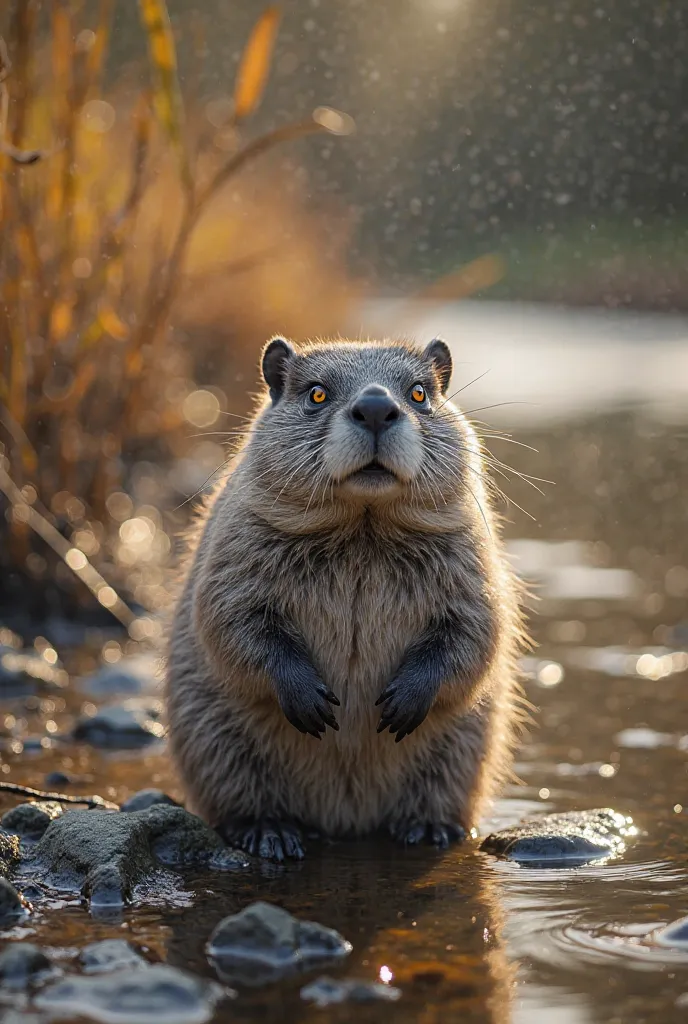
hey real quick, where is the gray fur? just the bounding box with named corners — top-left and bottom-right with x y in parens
top-left (165, 337), bottom-right (528, 857)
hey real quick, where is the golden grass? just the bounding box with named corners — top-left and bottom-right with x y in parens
top-left (0, 1), bottom-right (356, 603)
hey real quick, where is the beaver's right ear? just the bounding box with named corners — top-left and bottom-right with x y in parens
top-left (262, 336), bottom-right (296, 403)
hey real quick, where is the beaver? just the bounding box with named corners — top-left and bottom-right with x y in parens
top-left (165, 336), bottom-right (527, 861)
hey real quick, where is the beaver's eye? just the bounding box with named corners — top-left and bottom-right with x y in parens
top-left (410, 383), bottom-right (426, 404)
top-left (309, 385), bottom-right (328, 405)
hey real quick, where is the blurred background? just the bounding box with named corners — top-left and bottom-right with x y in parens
top-left (1, 6), bottom-right (688, 1023)
top-left (0, 0), bottom-right (686, 634)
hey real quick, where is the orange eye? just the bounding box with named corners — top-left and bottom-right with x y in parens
top-left (309, 386), bottom-right (327, 405)
top-left (410, 383), bottom-right (426, 404)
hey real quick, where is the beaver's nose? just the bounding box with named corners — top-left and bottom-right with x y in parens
top-left (350, 385), bottom-right (400, 435)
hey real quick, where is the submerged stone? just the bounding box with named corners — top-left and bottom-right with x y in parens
top-left (207, 901), bottom-right (352, 986)
top-left (0, 942), bottom-right (53, 988)
top-left (28, 804), bottom-right (248, 907)
top-left (121, 789), bottom-right (180, 813)
top-left (2, 801), bottom-right (64, 840)
top-left (34, 964), bottom-right (225, 1024)
top-left (80, 939), bottom-right (148, 973)
top-left (73, 699), bottom-right (165, 750)
top-left (480, 808), bottom-right (635, 867)
top-left (301, 975), bottom-right (402, 1006)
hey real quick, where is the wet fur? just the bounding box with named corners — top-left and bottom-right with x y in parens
top-left (165, 338), bottom-right (528, 855)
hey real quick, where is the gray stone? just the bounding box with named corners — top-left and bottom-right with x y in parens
top-left (301, 975), bottom-right (402, 1006)
top-left (0, 833), bottom-right (20, 878)
top-left (0, 879), bottom-right (27, 924)
top-left (2, 801), bottom-right (64, 840)
top-left (78, 656), bottom-right (161, 698)
top-left (207, 901), bottom-right (352, 986)
top-left (480, 808), bottom-right (635, 867)
top-left (73, 699), bottom-right (165, 750)
top-left (80, 939), bottom-right (147, 973)
top-left (0, 942), bottom-right (52, 988)
top-left (650, 916), bottom-right (688, 950)
top-left (45, 771), bottom-right (73, 787)
top-left (29, 804), bottom-right (248, 907)
top-left (121, 790), bottom-right (179, 813)
top-left (34, 964), bottom-right (225, 1024)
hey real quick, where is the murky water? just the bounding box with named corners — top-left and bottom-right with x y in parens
top-left (2, 376), bottom-right (688, 1021)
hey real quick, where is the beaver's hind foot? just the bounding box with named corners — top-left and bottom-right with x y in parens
top-left (390, 819), bottom-right (466, 850)
top-left (219, 817), bottom-right (305, 862)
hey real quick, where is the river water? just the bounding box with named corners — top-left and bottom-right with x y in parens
top-left (2, 302), bottom-right (688, 1022)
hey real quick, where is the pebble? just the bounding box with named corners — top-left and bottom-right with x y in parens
top-left (73, 699), bottom-right (165, 749)
top-left (207, 901), bottom-right (352, 986)
top-left (301, 975), bottom-right (402, 1006)
top-left (80, 939), bottom-right (148, 973)
top-left (45, 771), bottom-right (74, 787)
top-left (121, 790), bottom-right (179, 813)
top-left (2, 801), bottom-right (64, 840)
top-left (34, 964), bottom-right (225, 1024)
top-left (480, 808), bottom-right (636, 867)
top-left (0, 942), bottom-right (53, 988)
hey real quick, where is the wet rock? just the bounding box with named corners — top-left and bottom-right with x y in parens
top-left (2, 801), bottom-right (64, 840)
top-left (0, 942), bottom-right (53, 988)
top-left (0, 878), bottom-right (27, 924)
top-left (29, 804), bottom-right (248, 907)
top-left (480, 808), bottom-right (635, 867)
top-left (301, 976), bottom-right (402, 1006)
top-left (0, 833), bottom-right (21, 878)
top-left (0, 649), bottom-right (67, 697)
top-left (207, 901), bottom-right (352, 986)
top-left (650, 916), bottom-right (688, 949)
top-left (73, 699), bottom-right (165, 749)
top-left (35, 964), bottom-right (225, 1024)
top-left (78, 655), bottom-right (161, 698)
top-left (80, 939), bottom-right (147, 973)
top-left (121, 789), bottom-right (179, 813)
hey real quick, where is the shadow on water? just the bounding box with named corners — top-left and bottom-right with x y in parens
top-left (3, 347), bottom-right (688, 1021)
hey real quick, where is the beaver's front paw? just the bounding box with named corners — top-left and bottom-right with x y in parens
top-left (278, 678), bottom-right (340, 739)
top-left (375, 676), bottom-right (436, 741)
top-left (219, 818), bottom-right (306, 862)
top-left (390, 819), bottom-right (466, 849)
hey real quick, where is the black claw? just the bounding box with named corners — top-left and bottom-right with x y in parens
top-left (390, 819), bottom-right (466, 850)
top-left (222, 819), bottom-right (306, 861)
top-left (316, 706), bottom-right (339, 730)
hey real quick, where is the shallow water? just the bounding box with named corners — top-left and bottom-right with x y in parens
top-left (2, 394), bottom-right (688, 1021)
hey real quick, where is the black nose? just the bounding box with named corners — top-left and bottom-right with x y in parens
top-left (350, 386), bottom-right (400, 435)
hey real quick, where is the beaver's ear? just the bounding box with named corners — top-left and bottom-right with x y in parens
top-left (422, 337), bottom-right (452, 395)
top-left (262, 336), bottom-right (296, 403)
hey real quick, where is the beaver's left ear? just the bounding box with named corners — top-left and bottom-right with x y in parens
top-left (422, 337), bottom-right (452, 395)
top-left (262, 336), bottom-right (296, 404)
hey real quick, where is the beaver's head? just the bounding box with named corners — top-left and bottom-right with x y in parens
top-left (245, 337), bottom-right (480, 517)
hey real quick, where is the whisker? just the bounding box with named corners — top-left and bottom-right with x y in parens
top-left (433, 369), bottom-right (491, 416)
